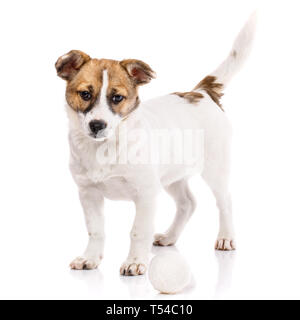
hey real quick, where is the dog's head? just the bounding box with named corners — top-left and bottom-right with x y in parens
top-left (55, 50), bottom-right (156, 141)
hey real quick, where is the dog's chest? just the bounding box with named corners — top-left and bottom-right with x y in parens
top-left (69, 138), bottom-right (138, 200)
top-left (70, 145), bottom-right (115, 183)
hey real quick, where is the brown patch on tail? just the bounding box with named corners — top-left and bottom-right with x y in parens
top-left (173, 91), bottom-right (204, 104)
top-left (194, 76), bottom-right (224, 111)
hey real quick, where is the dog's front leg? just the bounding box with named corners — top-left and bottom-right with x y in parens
top-left (120, 197), bottom-right (156, 276)
top-left (70, 186), bottom-right (105, 270)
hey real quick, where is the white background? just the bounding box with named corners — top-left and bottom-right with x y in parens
top-left (0, 0), bottom-right (299, 300)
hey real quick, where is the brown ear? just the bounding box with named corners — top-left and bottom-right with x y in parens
top-left (55, 50), bottom-right (91, 80)
top-left (120, 59), bottom-right (156, 85)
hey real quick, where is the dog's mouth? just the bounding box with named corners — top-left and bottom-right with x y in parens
top-left (89, 133), bottom-right (107, 142)
top-left (89, 129), bottom-right (112, 142)
top-left (90, 135), bottom-right (107, 142)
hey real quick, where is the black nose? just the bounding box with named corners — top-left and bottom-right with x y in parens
top-left (89, 120), bottom-right (107, 135)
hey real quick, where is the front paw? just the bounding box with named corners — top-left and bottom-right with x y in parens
top-left (70, 256), bottom-right (102, 270)
top-left (120, 260), bottom-right (147, 276)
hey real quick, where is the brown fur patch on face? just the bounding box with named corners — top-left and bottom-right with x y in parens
top-left (194, 76), bottom-right (224, 111)
top-left (65, 59), bottom-right (140, 116)
top-left (173, 91), bottom-right (204, 104)
top-left (65, 59), bottom-right (103, 113)
top-left (105, 61), bottom-right (141, 117)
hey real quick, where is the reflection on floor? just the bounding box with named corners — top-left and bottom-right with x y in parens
top-left (69, 245), bottom-right (236, 299)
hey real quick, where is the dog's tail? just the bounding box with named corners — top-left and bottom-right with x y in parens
top-left (193, 12), bottom-right (257, 107)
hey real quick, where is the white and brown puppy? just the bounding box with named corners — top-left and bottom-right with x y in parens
top-left (55, 14), bottom-right (256, 276)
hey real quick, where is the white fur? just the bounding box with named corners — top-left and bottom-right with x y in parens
top-left (67, 15), bottom-right (256, 275)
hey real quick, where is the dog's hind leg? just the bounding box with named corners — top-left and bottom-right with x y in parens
top-left (154, 179), bottom-right (196, 246)
top-left (202, 162), bottom-right (236, 251)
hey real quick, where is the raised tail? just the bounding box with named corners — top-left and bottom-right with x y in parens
top-left (193, 12), bottom-right (257, 108)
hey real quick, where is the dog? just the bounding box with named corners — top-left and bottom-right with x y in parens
top-left (55, 14), bottom-right (256, 276)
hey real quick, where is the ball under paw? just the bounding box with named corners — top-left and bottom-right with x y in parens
top-left (148, 252), bottom-right (191, 294)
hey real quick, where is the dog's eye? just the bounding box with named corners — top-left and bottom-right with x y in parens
top-left (79, 91), bottom-right (92, 101)
top-left (111, 95), bottom-right (124, 104)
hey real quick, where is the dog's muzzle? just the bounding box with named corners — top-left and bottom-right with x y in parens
top-left (89, 120), bottom-right (107, 137)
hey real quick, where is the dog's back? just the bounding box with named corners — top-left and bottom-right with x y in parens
top-left (137, 13), bottom-right (256, 185)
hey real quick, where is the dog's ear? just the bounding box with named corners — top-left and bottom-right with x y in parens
top-left (120, 59), bottom-right (156, 85)
top-left (55, 50), bottom-right (91, 81)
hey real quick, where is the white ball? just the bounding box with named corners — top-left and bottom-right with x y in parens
top-left (148, 252), bottom-right (191, 294)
